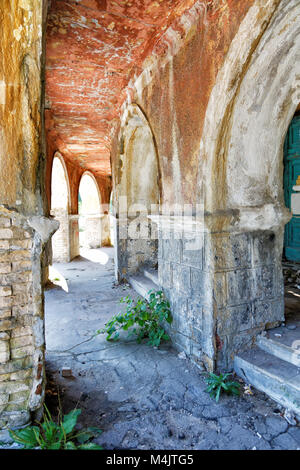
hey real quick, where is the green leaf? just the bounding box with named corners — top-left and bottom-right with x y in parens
top-left (215, 387), bottom-right (221, 402)
top-left (9, 426), bottom-right (41, 448)
top-left (62, 409), bottom-right (81, 434)
top-left (76, 426), bottom-right (102, 444)
top-left (48, 441), bottom-right (63, 450)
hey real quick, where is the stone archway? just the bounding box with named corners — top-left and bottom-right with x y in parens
top-left (114, 104), bottom-right (161, 281)
top-left (50, 153), bottom-right (71, 262)
top-left (78, 172), bottom-right (102, 250)
top-left (199, 0), bottom-right (300, 369)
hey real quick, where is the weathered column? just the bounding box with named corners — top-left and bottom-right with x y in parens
top-left (210, 207), bottom-right (290, 370)
top-left (156, 215), bottom-right (215, 371)
top-left (50, 210), bottom-right (70, 262)
top-left (80, 214), bottom-right (102, 249)
top-left (114, 214), bottom-right (158, 282)
top-left (0, 0), bottom-right (56, 438)
top-left (0, 209), bottom-right (57, 437)
top-left (50, 212), bottom-right (79, 263)
top-left (100, 213), bottom-right (112, 247)
top-left (69, 215), bottom-right (79, 260)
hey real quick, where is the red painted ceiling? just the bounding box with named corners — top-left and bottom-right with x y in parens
top-left (46, 0), bottom-right (197, 177)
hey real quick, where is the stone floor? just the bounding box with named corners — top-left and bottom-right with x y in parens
top-left (43, 248), bottom-right (300, 450)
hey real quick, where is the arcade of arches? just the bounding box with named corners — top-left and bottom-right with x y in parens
top-left (0, 0), bottom-right (300, 436)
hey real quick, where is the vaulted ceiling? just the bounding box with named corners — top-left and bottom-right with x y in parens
top-left (45, 0), bottom-right (197, 177)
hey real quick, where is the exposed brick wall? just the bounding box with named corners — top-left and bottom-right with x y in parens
top-left (79, 216), bottom-right (102, 249)
top-left (0, 208), bottom-right (45, 431)
top-left (51, 211), bottom-right (70, 262)
top-left (51, 212), bottom-right (80, 263)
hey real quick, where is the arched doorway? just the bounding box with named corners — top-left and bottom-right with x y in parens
top-left (114, 104), bottom-right (161, 282)
top-left (78, 172), bottom-right (102, 250)
top-left (50, 154), bottom-right (71, 262)
top-left (282, 109), bottom-right (300, 322)
top-left (193, 0), bottom-right (300, 370)
top-left (284, 111), bottom-right (300, 262)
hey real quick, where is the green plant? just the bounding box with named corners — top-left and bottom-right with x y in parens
top-left (97, 290), bottom-right (172, 347)
top-left (8, 405), bottom-right (102, 450)
top-left (204, 372), bottom-right (241, 402)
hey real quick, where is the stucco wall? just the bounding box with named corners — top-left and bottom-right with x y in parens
top-left (111, 0), bottom-right (300, 369)
top-left (0, 1), bottom-right (57, 436)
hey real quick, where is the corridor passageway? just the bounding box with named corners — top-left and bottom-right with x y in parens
top-left (44, 249), bottom-right (299, 450)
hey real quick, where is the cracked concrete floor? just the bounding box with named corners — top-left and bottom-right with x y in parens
top-left (45, 248), bottom-right (300, 450)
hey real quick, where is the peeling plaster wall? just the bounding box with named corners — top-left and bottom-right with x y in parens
top-left (206, 0), bottom-right (300, 369)
top-left (0, 0), bottom-right (47, 215)
top-left (111, 0), bottom-right (300, 370)
top-left (0, 0), bottom-right (57, 436)
top-left (112, 0), bottom-right (256, 206)
top-left (115, 104), bottom-right (160, 279)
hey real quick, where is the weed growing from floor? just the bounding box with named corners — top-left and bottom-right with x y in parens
top-left (97, 290), bottom-right (172, 347)
top-left (204, 372), bottom-right (241, 402)
top-left (8, 405), bottom-right (102, 450)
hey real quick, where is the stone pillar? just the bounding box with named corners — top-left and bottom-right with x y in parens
top-left (80, 215), bottom-right (102, 249)
top-left (0, 208), bottom-right (57, 439)
top-left (69, 215), bottom-right (79, 260)
top-left (51, 210), bottom-right (70, 263)
top-left (211, 226), bottom-right (285, 370)
top-left (100, 214), bottom-right (112, 247)
top-left (156, 208), bottom-right (287, 372)
top-left (114, 214), bottom-right (158, 281)
top-left (51, 212), bottom-right (79, 262)
top-left (157, 215), bottom-right (215, 371)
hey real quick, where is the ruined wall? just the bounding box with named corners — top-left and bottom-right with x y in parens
top-left (114, 105), bottom-right (160, 280)
top-left (112, 0), bottom-right (255, 206)
top-left (111, 0), bottom-right (300, 370)
top-left (0, 0), bottom-right (57, 436)
top-left (111, 0), bottom-right (256, 369)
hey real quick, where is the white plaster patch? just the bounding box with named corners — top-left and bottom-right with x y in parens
top-left (19, 0), bottom-right (33, 11)
top-left (237, 204), bottom-right (291, 232)
top-left (13, 26), bottom-right (23, 41)
top-left (0, 81), bottom-right (6, 105)
top-left (27, 216), bottom-right (59, 243)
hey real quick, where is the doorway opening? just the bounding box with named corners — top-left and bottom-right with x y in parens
top-left (78, 172), bottom-right (102, 253)
top-left (283, 107), bottom-right (300, 325)
top-left (50, 153), bottom-right (71, 263)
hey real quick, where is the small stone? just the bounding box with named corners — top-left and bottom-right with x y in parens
top-left (266, 416), bottom-right (288, 435)
top-left (178, 351), bottom-right (186, 359)
top-left (274, 333), bottom-right (282, 337)
top-left (61, 367), bottom-right (72, 377)
top-left (286, 324), bottom-right (297, 330)
top-left (283, 408), bottom-right (297, 426)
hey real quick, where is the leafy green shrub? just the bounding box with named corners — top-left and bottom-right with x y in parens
top-left (97, 290), bottom-right (172, 347)
top-left (204, 372), bottom-right (241, 402)
top-left (8, 405), bottom-right (102, 450)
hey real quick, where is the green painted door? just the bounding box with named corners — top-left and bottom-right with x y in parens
top-left (284, 115), bottom-right (300, 261)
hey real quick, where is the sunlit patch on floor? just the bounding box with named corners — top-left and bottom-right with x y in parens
top-left (49, 265), bottom-right (69, 292)
top-left (79, 248), bottom-right (109, 265)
